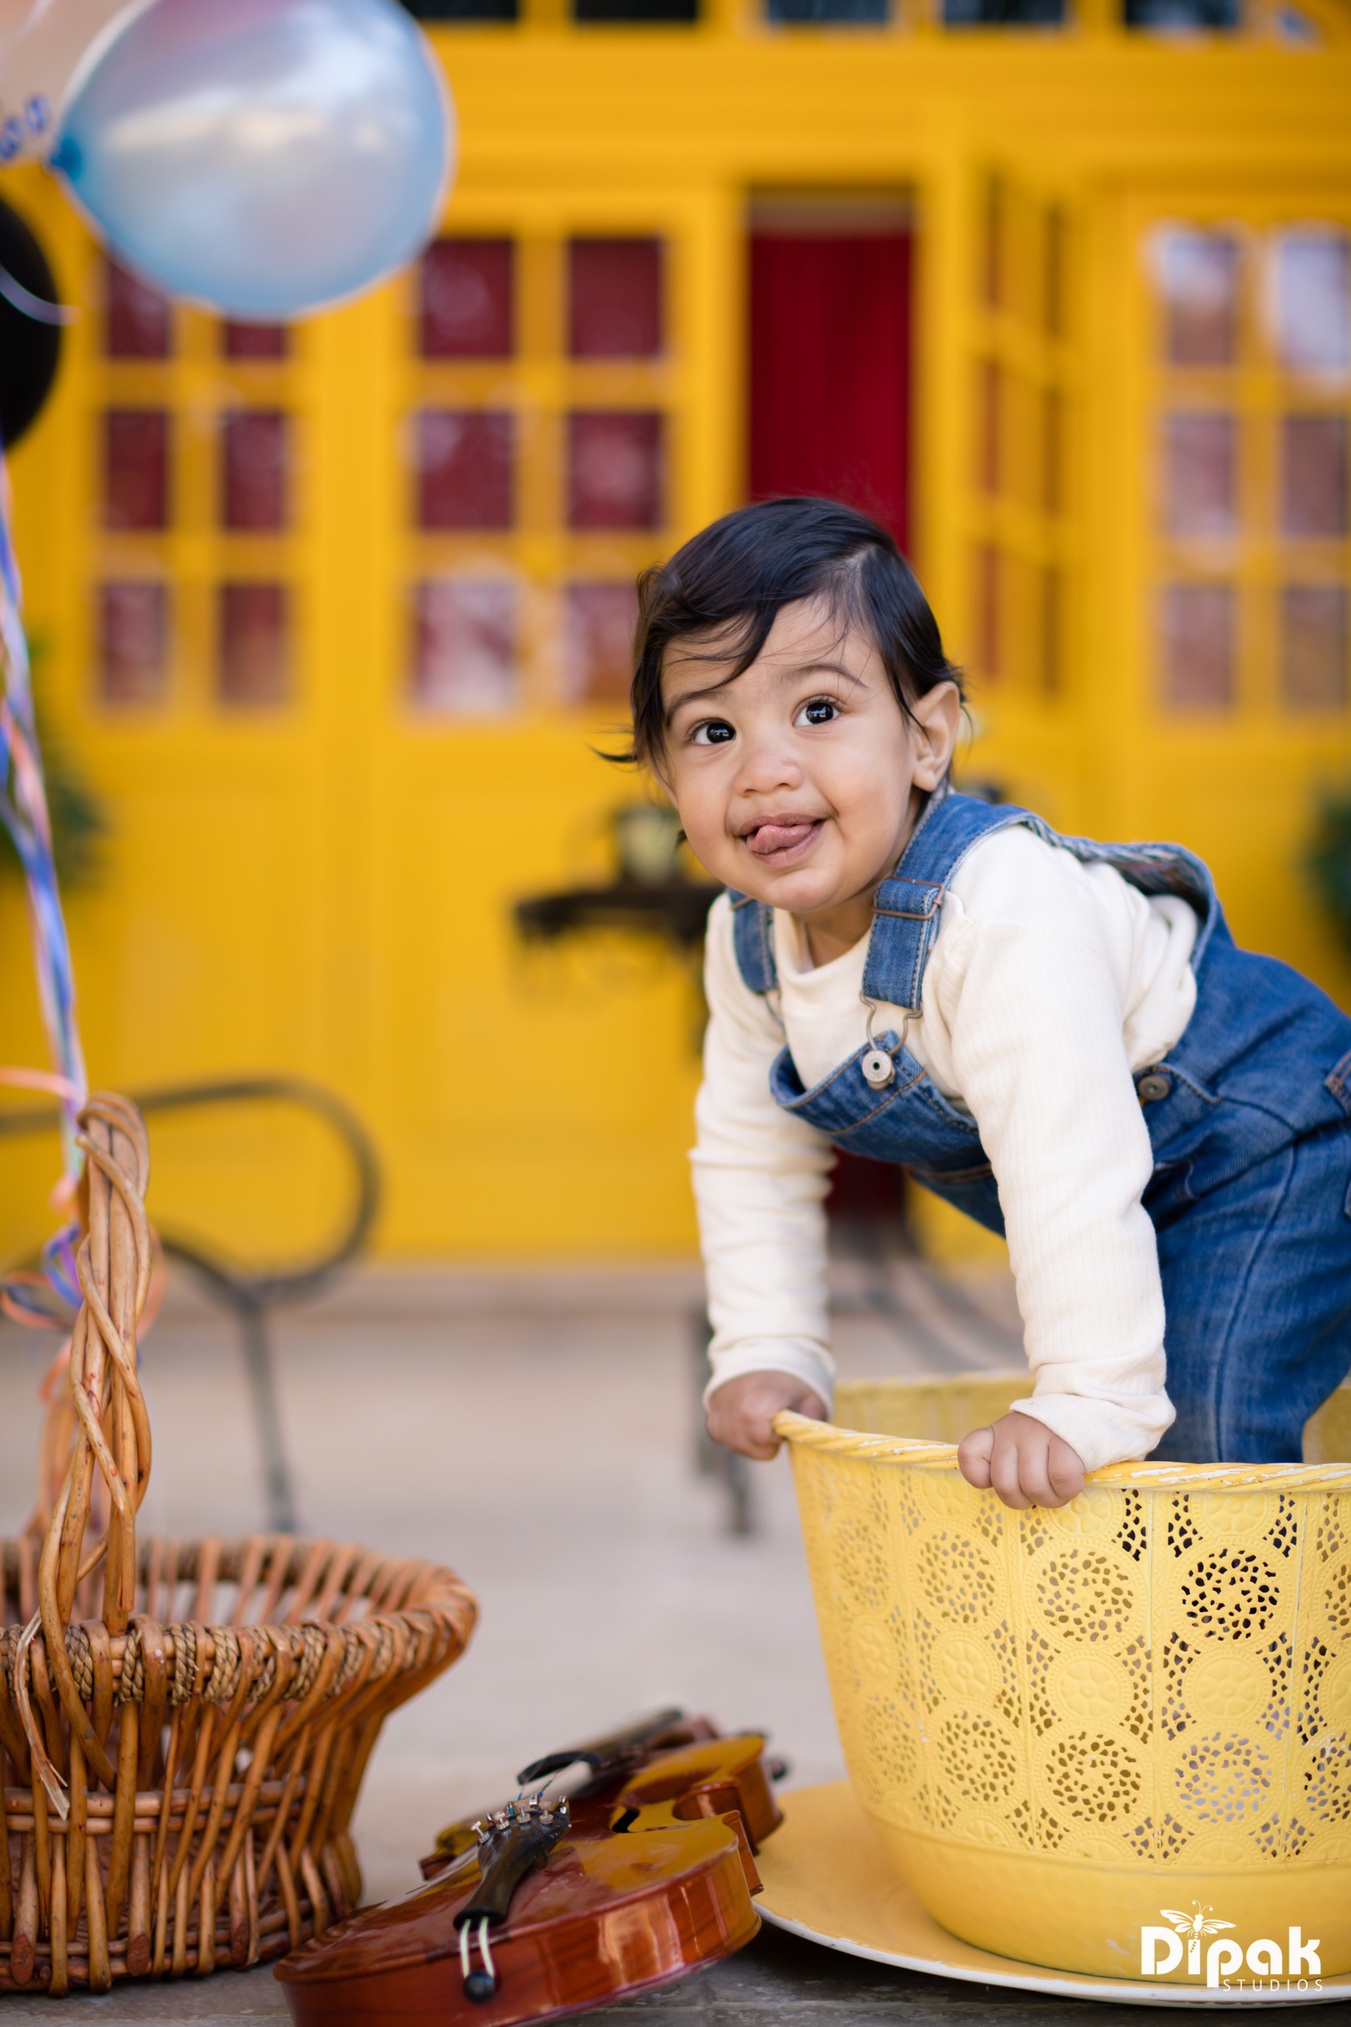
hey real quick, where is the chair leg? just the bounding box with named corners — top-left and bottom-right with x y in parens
top-left (237, 1301), bottom-right (300, 1535)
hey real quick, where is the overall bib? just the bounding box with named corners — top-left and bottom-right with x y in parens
top-left (729, 790), bottom-right (1351, 1464)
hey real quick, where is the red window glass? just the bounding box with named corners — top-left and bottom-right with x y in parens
top-left (1281, 585), bottom-right (1347, 709)
top-left (98, 583), bottom-right (168, 704)
top-left (104, 410), bottom-right (169, 530)
top-left (416, 410), bottom-right (514, 530)
top-left (1163, 413), bottom-right (1237, 539)
top-left (1281, 415), bottom-right (1348, 539)
top-left (222, 321), bottom-right (289, 360)
top-left (974, 544), bottom-right (1000, 680)
top-left (568, 239), bottom-right (663, 359)
top-left (218, 583), bottom-right (290, 705)
top-left (1161, 583), bottom-right (1234, 707)
top-left (567, 412), bottom-right (663, 531)
top-left (977, 360), bottom-right (1001, 495)
top-left (563, 582), bottom-right (639, 703)
top-left (105, 257), bottom-right (171, 359)
top-left (411, 580), bottom-right (518, 714)
top-left (1154, 229), bottom-right (1240, 368)
top-left (222, 411), bottom-right (289, 531)
top-left (419, 239), bottom-right (514, 358)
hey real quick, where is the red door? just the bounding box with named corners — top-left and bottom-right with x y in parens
top-left (748, 228), bottom-right (912, 546)
top-left (749, 223), bottom-right (914, 1233)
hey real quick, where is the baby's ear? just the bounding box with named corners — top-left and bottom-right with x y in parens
top-left (909, 680), bottom-right (963, 787)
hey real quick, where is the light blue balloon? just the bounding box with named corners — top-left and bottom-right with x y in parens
top-left (53, 0), bottom-right (454, 318)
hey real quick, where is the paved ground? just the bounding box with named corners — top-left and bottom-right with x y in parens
top-left (1, 1252), bottom-right (1343, 2021)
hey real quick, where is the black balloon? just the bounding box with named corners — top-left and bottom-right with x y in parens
top-left (0, 197), bottom-right (62, 448)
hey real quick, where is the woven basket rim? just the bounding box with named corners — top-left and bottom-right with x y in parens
top-left (1, 1531), bottom-right (477, 1710)
top-left (774, 1408), bottom-right (1351, 1492)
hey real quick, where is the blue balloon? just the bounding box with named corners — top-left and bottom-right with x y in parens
top-left (52, 0), bottom-right (454, 318)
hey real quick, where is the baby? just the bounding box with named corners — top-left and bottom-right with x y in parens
top-left (628, 496), bottom-right (1351, 1509)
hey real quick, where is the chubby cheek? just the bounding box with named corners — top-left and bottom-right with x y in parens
top-left (667, 772), bottom-right (733, 873)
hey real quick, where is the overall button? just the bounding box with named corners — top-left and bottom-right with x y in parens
top-left (1136, 1071), bottom-right (1170, 1104)
top-left (861, 1049), bottom-right (896, 1090)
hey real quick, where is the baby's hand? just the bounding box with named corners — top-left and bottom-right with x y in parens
top-left (957, 1413), bottom-right (1086, 1510)
top-left (706, 1371), bottom-right (828, 1461)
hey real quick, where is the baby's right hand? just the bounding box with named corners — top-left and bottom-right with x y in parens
top-left (957, 1412), bottom-right (1086, 1509)
top-left (706, 1371), bottom-right (828, 1461)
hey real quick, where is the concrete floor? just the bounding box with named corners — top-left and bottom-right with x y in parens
top-left (0, 1254), bottom-right (1340, 2022)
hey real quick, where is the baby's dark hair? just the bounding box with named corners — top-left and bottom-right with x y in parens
top-left (624, 496), bottom-right (963, 771)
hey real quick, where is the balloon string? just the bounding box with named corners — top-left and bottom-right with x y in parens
top-left (0, 451), bottom-right (88, 1181)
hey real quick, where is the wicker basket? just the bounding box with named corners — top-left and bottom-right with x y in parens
top-left (0, 1095), bottom-right (477, 1995)
top-left (778, 1374), bottom-right (1351, 1984)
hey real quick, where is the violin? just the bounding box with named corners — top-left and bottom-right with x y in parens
top-left (275, 1710), bottom-right (783, 2027)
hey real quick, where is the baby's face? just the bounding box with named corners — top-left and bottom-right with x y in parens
top-left (659, 596), bottom-right (958, 929)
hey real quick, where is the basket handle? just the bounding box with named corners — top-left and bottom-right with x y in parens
top-left (18, 1093), bottom-right (153, 1813)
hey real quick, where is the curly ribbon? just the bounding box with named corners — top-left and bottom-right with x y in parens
top-left (0, 451), bottom-right (89, 1176)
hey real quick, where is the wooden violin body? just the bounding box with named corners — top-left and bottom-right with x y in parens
top-left (275, 1715), bottom-right (783, 2027)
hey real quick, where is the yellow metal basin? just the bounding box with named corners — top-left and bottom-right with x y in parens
top-left (777, 1376), bottom-right (1351, 1986)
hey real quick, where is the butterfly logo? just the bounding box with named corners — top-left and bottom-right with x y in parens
top-left (1160, 1905), bottom-right (1236, 1944)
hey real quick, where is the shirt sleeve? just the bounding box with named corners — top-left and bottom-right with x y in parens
top-left (692, 896), bottom-right (836, 1410)
top-left (931, 893), bottom-right (1177, 1474)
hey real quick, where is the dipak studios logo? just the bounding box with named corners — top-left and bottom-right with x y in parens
top-left (1140, 1904), bottom-right (1322, 1992)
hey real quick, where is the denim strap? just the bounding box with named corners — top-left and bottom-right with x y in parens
top-left (862, 793), bottom-right (1031, 1013)
top-left (727, 888), bottom-right (778, 994)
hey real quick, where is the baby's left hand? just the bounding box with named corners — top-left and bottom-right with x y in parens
top-left (957, 1413), bottom-right (1086, 1510)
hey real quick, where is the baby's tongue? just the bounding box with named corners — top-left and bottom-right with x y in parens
top-left (751, 820), bottom-right (815, 855)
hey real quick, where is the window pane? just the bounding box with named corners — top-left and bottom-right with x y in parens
top-left (1042, 386), bottom-right (1063, 514)
top-left (1272, 230), bottom-right (1351, 374)
top-left (574, 0), bottom-right (698, 20)
top-left (567, 412), bottom-right (664, 530)
top-left (1153, 229), bottom-right (1240, 367)
top-left (976, 360), bottom-right (1001, 494)
top-left (982, 180), bottom-right (1003, 311)
top-left (222, 411), bottom-right (289, 531)
top-left (219, 583), bottom-right (290, 705)
top-left (769, 0), bottom-right (887, 20)
top-left (1163, 412), bottom-right (1237, 538)
top-left (1281, 585), bottom-right (1347, 708)
top-left (1044, 207), bottom-right (1066, 339)
top-left (416, 410), bottom-right (514, 529)
top-left (974, 544), bottom-right (1000, 679)
top-left (411, 580), bottom-right (518, 714)
top-left (104, 410), bottom-right (169, 530)
top-left (1125, 0), bottom-right (1239, 25)
top-left (105, 257), bottom-right (171, 359)
top-left (1281, 415), bottom-right (1348, 538)
top-left (563, 582), bottom-right (639, 703)
top-left (945, 0), bottom-right (1064, 20)
top-left (222, 321), bottom-right (289, 360)
top-left (420, 239), bottom-right (514, 358)
top-left (98, 583), bottom-right (168, 704)
top-left (568, 239), bottom-right (663, 359)
top-left (1161, 582), bottom-right (1234, 706)
top-left (397, 0), bottom-right (517, 15)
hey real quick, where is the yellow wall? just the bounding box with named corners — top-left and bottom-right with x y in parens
top-left (2, 14), bottom-right (1349, 1263)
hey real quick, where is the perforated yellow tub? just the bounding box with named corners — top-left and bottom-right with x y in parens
top-left (778, 1375), bottom-right (1351, 1984)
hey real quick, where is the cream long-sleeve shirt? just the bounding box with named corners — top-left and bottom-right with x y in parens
top-left (692, 824), bottom-right (1201, 1475)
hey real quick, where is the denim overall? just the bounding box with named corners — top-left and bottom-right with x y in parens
top-left (729, 789), bottom-right (1351, 1463)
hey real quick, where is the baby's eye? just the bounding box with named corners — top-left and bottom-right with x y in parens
top-left (796, 696), bottom-right (840, 727)
top-left (690, 719), bottom-right (735, 746)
